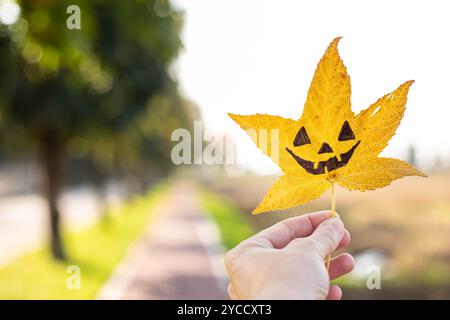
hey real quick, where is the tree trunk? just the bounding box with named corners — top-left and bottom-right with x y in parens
top-left (39, 133), bottom-right (67, 261)
top-left (90, 160), bottom-right (109, 220)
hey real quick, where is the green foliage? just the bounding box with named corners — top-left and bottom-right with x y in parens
top-left (0, 0), bottom-right (190, 166)
top-left (0, 184), bottom-right (165, 299)
top-left (0, 0), bottom-right (192, 258)
top-left (201, 192), bottom-right (255, 250)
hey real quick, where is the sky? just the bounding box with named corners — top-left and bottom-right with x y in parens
top-left (173, 0), bottom-right (450, 174)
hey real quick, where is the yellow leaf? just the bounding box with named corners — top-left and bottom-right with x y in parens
top-left (228, 37), bottom-right (426, 214)
top-left (337, 157), bottom-right (427, 191)
top-left (253, 175), bottom-right (329, 214)
top-left (353, 81), bottom-right (414, 161)
top-left (302, 37), bottom-right (353, 143)
top-left (227, 113), bottom-right (301, 175)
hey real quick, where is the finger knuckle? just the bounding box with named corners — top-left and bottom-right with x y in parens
top-left (224, 247), bottom-right (241, 273)
top-left (289, 237), bottom-right (305, 247)
top-left (296, 236), bottom-right (327, 256)
top-left (291, 237), bottom-right (316, 251)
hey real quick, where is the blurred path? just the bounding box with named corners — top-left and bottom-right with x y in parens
top-left (0, 188), bottom-right (101, 267)
top-left (98, 183), bottom-right (228, 300)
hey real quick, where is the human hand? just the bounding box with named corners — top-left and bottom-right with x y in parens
top-left (224, 211), bottom-right (354, 300)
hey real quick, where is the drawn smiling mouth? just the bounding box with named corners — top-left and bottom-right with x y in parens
top-left (286, 140), bottom-right (361, 175)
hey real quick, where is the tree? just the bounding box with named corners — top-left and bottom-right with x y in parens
top-left (407, 145), bottom-right (417, 167)
top-left (0, 0), bottom-right (186, 260)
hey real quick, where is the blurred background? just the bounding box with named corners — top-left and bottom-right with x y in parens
top-left (0, 0), bottom-right (449, 299)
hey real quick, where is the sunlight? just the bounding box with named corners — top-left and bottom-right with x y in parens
top-left (0, 0), bottom-right (20, 25)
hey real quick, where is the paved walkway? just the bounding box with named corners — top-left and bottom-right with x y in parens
top-left (98, 183), bottom-right (228, 300)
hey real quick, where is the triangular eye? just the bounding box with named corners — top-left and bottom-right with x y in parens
top-left (293, 126), bottom-right (311, 146)
top-left (338, 120), bottom-right (355, 141)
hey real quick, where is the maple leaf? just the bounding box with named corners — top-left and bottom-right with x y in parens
top-left (229, 37), bottom-right (426, 214)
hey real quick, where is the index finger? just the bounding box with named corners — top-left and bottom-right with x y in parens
top-left (254, 211), bottom-right (333, 249)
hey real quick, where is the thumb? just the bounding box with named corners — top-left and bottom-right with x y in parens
top-left (307, 217), bottom-right (345, 258)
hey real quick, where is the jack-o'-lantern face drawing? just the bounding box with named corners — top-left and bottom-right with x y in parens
top-left (286, 121), bottom-right (361, 175)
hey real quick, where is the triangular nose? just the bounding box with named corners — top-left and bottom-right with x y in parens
top-left (318, 142), bottom-right (333, 154)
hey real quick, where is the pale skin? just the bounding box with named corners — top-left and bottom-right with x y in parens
top-left (224, 211), bottom-right (355, 300)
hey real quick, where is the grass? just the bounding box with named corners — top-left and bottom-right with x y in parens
top-left (0, 185), bottom-right (166, 299)
top-left (200, 192), bottom-right (255, 250)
